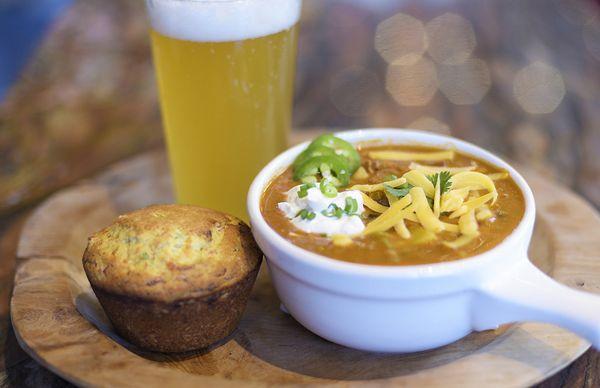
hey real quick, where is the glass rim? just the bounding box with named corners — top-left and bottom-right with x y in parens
top-left (148, 0), bottom-right (271, 3)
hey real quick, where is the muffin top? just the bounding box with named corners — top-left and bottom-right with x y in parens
top-left (83, 204), bottom-right (262, 303)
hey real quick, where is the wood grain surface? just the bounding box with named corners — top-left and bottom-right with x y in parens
top-left (7, 142), bottom-right (600, 387)
top-left (0, 0), bottom-right (598, 385)
top-left (1, 0), bottom-right (599, 217)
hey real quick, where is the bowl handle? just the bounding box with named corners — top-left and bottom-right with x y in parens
top-left (472, 258), bottom-right (600, 348)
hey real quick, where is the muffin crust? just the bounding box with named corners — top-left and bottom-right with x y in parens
top-left (83, 204), bottom-right (262, 303)
top-left (82, 204), bottom-right (262, 352)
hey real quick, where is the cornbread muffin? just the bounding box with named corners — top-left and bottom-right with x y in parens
top-left (82, 204), bottom-right (262, 353)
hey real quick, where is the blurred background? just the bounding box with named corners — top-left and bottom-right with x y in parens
top-left (0, 0), bottom-right (599, 215)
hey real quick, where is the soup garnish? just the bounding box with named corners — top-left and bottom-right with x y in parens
top-left (292, 134), bottom-right (361, 186)
top-left (261, 135), bottom-right (525, 265)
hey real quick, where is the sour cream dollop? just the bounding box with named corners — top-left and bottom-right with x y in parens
top-left (277, 183), bottom-right (365, 235)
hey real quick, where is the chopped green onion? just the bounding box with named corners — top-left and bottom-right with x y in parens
top-left (322, 203), bottom-right (343, 219)
top-left (320, 180), bottom-right (338, 198)
top-left (344, 197), bottom-right (358, 214)
top-left (298, 183), bottom-right (315, 198)
top-left (384, 174), bottom-right (398, 181)
top-left (296, 209), bottom-right (316, 220)
top-left (322, 198), bottom-right (360, 219)
top-left (298, 186), bottom-right (308, 198)
top-left (334, 206), bottom-right (344, 218)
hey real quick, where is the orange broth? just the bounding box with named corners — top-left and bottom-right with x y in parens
top-left (260, 143), bottom-right (525, 265)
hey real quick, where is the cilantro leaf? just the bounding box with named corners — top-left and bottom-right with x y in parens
top-left (384, 182), bottom-right (414, 198)
top-left (426, 174), bottom-right (437, 187)
top-left (439, 171), bottom-right (452, 193)
top-left (427, 171), bottom-right (452, 194)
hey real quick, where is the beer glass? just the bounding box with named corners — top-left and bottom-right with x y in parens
top-left (146, 0), bottom-right (301, 220)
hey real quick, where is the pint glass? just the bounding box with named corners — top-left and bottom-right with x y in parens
top-left (146, 0), bottom-right (301, 220)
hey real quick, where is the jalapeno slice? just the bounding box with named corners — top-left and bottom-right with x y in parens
top-left (291, 134), bottom-right (361, 187)
top-left (292, 145), bottom-right (337, 171)
top-left (307, 134), bottom-right (361, 173)
top-left (292, 154), bottom-right (351, 186)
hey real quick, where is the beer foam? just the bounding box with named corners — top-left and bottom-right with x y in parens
top-left (147, 0), bottom-right (302, 42)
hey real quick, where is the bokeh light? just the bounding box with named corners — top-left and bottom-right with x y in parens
top-left (329, 66), bottom-right (380, 117)
top-left (407, 116), bottom-right (451, 135)
top-left (513, 61), bottom-right (566, 114)
top-left (510, 122), bottom-right (554, 177)
top-left (385, 57), bottom-right (438, 107)
top-left (437, 58), bottom-right (491, 105)
top-left (426, 13), bottom-right (476, 65)
top-left (375, 13), bottom-right (427, 65)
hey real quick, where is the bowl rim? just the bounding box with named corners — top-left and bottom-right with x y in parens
top-left (247, 128), bottom-right (536, 278)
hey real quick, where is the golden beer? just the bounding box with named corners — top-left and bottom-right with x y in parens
top-left (147, 0), bottom-right (300, 220)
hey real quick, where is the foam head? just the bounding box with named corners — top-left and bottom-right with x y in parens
top-left (146, 0), bottom-right (302, 42)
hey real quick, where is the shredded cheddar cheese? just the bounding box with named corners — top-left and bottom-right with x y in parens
top-left (361, 193), bottom-right (389, 213)
top-left (410, 187), bottom-right (445, 233)
top-left (440, 187), bottom-right (471, 212)
top-left (450, 171), bottom-right (498, 204)
top-left (351, 177), bottom-right (407, 193)
top-left (363, 195), bottom-right (413, 235)
top-left (369, 150), bottom-right (455, 161)
top-left (449, 192), bottom-right (495, 219)
top-left (476, 205), bottom-right (494, 221)
top-left (403, 170), bottom-right (435, 197)
top-left (385, 191), bottom-right (399, 205)
top-left (433, 173), bottom-right (441, 218)
top-left (441, 221), bottom-right (460, 233)
top-left (411, 226), bottom-right (438, 244)
top-left (394, 218), bottom-right (411, 239)
top-left (409, 162), bottom-right (476, 175)
top-left (443, 233), bottom-right (479, 249)
top-left (458, 209), bottom-right (479, 236)
top-left (336, 151), bottom-right (501, 250)
top-left (488, 172), bottom-right (509, 180)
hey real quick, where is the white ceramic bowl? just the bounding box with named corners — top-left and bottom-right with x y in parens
top-left (247, 129), bottom-right (600, 352)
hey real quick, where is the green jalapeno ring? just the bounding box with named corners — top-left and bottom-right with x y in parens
top-left (318, 163), bottom-right (341, 187)
top-left (307, 134), bottom-right (361, 173)
top-left (292, 154), bottom-right (351, 186)
top-left (300, 176), bottom-right (317, 184)
top-left (292, 145), bottom-right (337, 171)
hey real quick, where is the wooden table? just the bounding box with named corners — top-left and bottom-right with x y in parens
top-left (0, 0), bottom-right (598, 385)
top-left (1, 144), bottom-right (600, 387)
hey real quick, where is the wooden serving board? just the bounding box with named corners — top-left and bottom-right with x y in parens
top-left (10, 143), bottom-right (600, 387)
